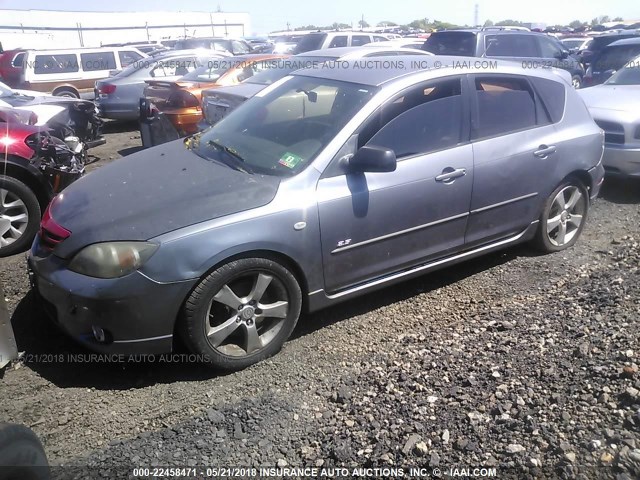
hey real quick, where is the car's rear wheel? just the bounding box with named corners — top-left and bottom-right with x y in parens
top-left (180, 258), bottom-right (302, 371)
top-left (533, 178), bottom-right (588, 252)
top-left (0, 177), bottom-right (41, 258)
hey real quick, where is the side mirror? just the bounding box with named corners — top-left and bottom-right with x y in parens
top-left (556, 50), bottom-right (569, 59)
top-left (347, 145), bottom-right (396, 173)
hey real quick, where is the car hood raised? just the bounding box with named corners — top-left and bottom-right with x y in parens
top-left (50, 140), bottom-right (280, 258)
top-left (578, 85), bottom-right (640, 112)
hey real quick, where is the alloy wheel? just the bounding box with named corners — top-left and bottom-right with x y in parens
top-left (0, 188), bottom-right (29, 248)
top-left (204, 272), bottom-right (289, 357)
top-left (546, 185), bottom-right (585, 247)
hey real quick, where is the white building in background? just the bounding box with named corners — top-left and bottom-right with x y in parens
top-left (0, 9), bottom-right (251, 50)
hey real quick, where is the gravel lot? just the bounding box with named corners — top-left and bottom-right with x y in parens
top-left (0, 123), bottom-right (639, 479)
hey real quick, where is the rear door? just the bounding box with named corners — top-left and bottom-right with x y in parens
top-left (317, 76), bottom-right (474, 293)
top-left (465, 74), bottom-right (559, 246)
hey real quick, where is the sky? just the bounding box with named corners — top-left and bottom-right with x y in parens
top-left (0, 0), bottom-right (636, 34)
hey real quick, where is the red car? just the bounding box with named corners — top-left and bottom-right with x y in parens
top-left (0, 49), bottom-right (26, 87)
top-left (1, 106), bottom-right (84, 257)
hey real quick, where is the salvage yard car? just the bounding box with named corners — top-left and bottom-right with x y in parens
top-left (579, 55), bottom-right (640, 177)
top-left (28, 57), bottom-right (604, 371)
top-left (140, 53), bottom-right (288, 146)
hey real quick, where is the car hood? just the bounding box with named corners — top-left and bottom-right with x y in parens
top-left (578, 85), bottom-right (640, 112)
top-left (50, 140), bottom-right (280, 258)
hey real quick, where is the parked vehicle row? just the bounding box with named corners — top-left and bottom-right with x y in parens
top-left (27, 56), bottom-right (605, 371)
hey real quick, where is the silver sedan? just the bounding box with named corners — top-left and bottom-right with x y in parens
top-left (578, 55), bottom-right (640, 178)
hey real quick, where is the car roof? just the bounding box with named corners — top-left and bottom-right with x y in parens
top-left (292, 55), bottom-right (569, 87)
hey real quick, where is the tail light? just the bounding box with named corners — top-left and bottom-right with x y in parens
top-left (167, 90), bottom-right (200, 109)
top-left (99, 84), bottom-right (116, 94)
top-left (40, 201), bottom-right (71, 250)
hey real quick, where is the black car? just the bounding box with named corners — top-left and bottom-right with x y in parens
top-left (578, 31), bottom-right (640, 66)
top-left (584, 37), bottom-right (640, 86)
top-left (422, 28), bottom-right (586, 88)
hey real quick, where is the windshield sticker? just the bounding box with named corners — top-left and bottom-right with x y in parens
top-left (278, 152), bottom-right (304, 169)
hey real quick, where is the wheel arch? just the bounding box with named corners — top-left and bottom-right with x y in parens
top-left (0, 159), bottom-right (52, 209)
top-left (51, 85), bottom-right (80, 98)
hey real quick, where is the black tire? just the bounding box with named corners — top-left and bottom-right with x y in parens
top-left (533, 177), bottom-right (589, 253)
top-left (0, 423), bottom-right (50, 480)
top-left (0, 176), bottom-right (42, 258)
top-left (571, 75), bottom-right (582, 89)
top-left (180, 258), bottom-right (302, 371)
top-left (52, 88), bottom-right (79, 98)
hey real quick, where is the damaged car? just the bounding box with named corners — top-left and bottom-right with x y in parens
top-left (0, 81), bottom-right (105, 149)
top-left (1, 106), bottom-right (87, 256)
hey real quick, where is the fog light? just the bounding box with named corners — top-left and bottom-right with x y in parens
top-left (92, 325), bottom-right (106, 343)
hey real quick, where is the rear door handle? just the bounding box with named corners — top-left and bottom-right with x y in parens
top-left (533, 145), bottom-right (557, 158)
top-left (435, 168), bottom-right (467, 182)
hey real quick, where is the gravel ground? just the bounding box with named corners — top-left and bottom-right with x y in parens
top-left (0, 125), bottom-right (639, 479)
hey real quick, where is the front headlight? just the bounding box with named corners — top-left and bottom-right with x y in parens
top-left (68, 242), bottom-right (159, 279)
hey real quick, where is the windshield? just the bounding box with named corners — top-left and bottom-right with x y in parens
top-left (191, 75), bottom-right (378, 176)
top-left (0, 82), bottom-right (15, 97)
top-left (245, 56), bottom-right (332, 85)
top-left (294, 33), bottom-right (327, 54)
top-left (180, 59), bottom-right (238, 82)
top-left (605, 58), bottom-right (640, 85)
top-left (423, 32), bottom-right (476, 56)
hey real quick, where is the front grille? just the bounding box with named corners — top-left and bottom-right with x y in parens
top-left (595, 119), bottom-right (625, 145)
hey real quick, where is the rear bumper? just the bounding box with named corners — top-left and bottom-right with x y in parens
top-left (602, 144), bottom-right (640, 178)
top-left (28, 247), bottom-right (197, 355)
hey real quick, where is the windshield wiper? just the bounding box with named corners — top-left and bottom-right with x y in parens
top-left (206, 140), bottom-right (254, 174)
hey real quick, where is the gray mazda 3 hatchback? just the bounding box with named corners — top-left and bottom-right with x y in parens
top-left (29, 57), bottom-right (605, 370)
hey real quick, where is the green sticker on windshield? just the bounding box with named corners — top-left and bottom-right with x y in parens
top-left (278, 152), bottom-right (304, 169)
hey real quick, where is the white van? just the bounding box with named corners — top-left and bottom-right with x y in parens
top-left (19, 46), bottom-right (147, 98)
top-left (294, 31), bottom-right (390, 53)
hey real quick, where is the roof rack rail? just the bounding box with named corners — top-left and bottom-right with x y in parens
top-left (481, 26), bottom-right (531, 32)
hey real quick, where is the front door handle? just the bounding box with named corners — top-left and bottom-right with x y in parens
top-left (435, 168), bottom-right (467, 182)
top-left (533, 145), bottom-right (557, 158)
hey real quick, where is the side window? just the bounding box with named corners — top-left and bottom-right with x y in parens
top-left (484, 34), bottom-right (538, 57)
top-left (33, 54), bottom-right (79, 74)
top-left (329, 36), bottom-right (348, 48)
top-left (538, 37), bottom-right (562, 59)
top-left (119, 50), bottom-right (142, 67)
top-left (373, 36), bottom-right (388, 42)
top-left (80, 52), bottom-right (116, 72)
top-left (472, 76), bottom-right (540, 139)
top-left (529, 77), bottom-right (566, 123)
top-left (352, 35), bottom-right (371, 47)
top-left (361, 78), bottom-right (464, 158)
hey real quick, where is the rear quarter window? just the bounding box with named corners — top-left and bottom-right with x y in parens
top-left (529, 77), bottom-right (566, 123)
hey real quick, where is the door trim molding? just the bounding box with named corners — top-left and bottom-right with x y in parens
top-left (470, 192), bottom-right (538, 215)
top-left (330, 211), bottom-right (470, 254)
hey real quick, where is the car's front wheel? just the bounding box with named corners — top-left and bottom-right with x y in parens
top-left (0, 177), bottom-right (42, 258)
top-left (571, 74), bottom-right (582, 89)
top-left (180, 258), bottom-right (302, 371)
top-left (533, 178), bottom-right (589, 252)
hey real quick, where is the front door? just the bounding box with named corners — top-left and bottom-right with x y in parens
top-left (317, 76), bottom-right (474, 293)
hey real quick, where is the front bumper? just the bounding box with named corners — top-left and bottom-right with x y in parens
top-left (602, 144), bottom-right (640, 178)
top-left (28, 245), bottom-right (197, 355)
